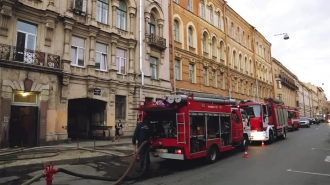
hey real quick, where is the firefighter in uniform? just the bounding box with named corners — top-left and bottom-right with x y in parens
top-left (132, 117), bottom-right (151, 171)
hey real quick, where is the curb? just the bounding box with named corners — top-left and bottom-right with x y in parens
top-left (0, 154), bottom-right (114, 176)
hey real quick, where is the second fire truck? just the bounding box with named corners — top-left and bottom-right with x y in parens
top-left (287, 107), bottom-right (300, 131)
top-left (238, 98), bottom-right (288, 144)
top-left (132, 92), bottom-right (249, 163)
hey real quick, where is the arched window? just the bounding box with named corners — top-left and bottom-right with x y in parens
top-left (212, 37), bottom-right (216, 56)
top-left (116, 0), bottom-right (127, 30)
top-left (188, 0), bottom-right (192, 11)
top-left (209, 6), bottom-right (213, 24)
top-left (244, 57), bottom-right (248, 74)
top-left (200, 0), bottom-right (205, 19)
top-left (217, 12), bottom-right (221, 29)
top-left (149, 15), bottom-right (156, 34)
top-left (188, 26), bottom-right (193, 47)
top-left (219, 41), bottom-right (224, 60)
top-left (237, 27), bottom-right (240, 42)
top-left (202, 33), bottom-right (207, 52)
top-left (174, 20), bottom-right (179, 41)
top-left (232, 51), bottom-right (236, 68)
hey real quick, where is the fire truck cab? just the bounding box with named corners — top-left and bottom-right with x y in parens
top-left (132, 92), bottom-right (248, 163)
top-left (232, 105), bottom-right (252, 143)
top-left (238, 98), bottom-right (287, 144)
top-left (287, 107), bottom-right (300, 131)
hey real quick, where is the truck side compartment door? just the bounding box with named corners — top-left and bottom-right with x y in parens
top-left (231, 110), bottom-right (243, 143)
top-left (262, 104), bottom-right (269, 127)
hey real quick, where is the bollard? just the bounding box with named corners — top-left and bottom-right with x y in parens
top-left (44, 162), bottom-right (57, 185)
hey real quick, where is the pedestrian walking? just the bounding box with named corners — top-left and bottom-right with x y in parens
top-left (112, 120), bottom-right (123, 142)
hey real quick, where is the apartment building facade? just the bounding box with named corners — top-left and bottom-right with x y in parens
top-left (169, 0), bottom-right (273, 103)
top-left (296, 82), bottom-right (305, 116)
top-left (272, 58), bottom-right (299, 108)
top-left (302, 84), bottom-right (312, 117)
top-left (304, 83), bottom-right (319, 117)
top-left (317, 87), bottom-right (327, 117)
top-left (0, 0), bottom-right (171, 147)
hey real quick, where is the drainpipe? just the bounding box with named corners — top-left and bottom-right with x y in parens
top-left (223, 1), bottom-right (231, 99)
top-left (252, 27), bottom-right (258, 101)
top-left (139, 0), bottom-right (144, 101)
top-left (170, 0), bottom-right (176, 94)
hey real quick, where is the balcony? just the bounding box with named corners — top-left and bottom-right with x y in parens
top-left (0, 43), bottom-right (61, 71)
top-left (276, 72), bottom-right (298, 91)
top-left (145, 34), bottom-right (166, 50)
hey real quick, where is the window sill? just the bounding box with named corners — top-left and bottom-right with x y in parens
top-left (96, 69), bottom-right (108, 72)
top-left (71, 64), bottom-right (85, 68)
top-left (116, 28), bottom-right (128, 32)
top-left (117, 73), bottom-right (127, 75)
top-left (97, 21), bottom-right (109, 26)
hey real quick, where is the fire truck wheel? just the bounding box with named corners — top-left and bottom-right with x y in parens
top-left (267, 130), bottom-right (274, 144)
top-left (206, 146), bottom-right (218, 164)
top-left (241, 136), bottom-right (249, 151)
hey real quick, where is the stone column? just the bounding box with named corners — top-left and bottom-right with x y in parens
top-left (129, 13), bottom-right (134, 34)
top-left (112, 1), bottom-right (119, 28)
top-left (0, 85), bottom-right (12, 147)
top-left (66, 0), bottom-right (72, 11)
top-left (144, 12), bottom-right (150, 34)
top-left (44, 10), bottom-right (57, 47)
top-left (107, 85), bottom-right (117, 136)
top-left (62, 19), bottom-right (74, 72)
top-left (92, 0), bottom-right (97, 21)
top-left (157, 19), bottom-right (164, 37)
top-left (0, 1), bottom-right (14, 37)
top-left (128, 42), bottom-right (135, 73)
top-left (87, 33), bottom-right (97, 75)
top-left (110, 38), bottom-right (118, 71)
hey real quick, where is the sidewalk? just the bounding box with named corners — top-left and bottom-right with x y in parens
top-left (0, 138), bottom-right (134, 176)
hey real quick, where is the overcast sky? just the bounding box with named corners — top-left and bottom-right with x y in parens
top-left (227, 0), bottom-right (330, 98)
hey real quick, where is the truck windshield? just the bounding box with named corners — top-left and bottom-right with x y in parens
top-left (288, 111), bottom-right (296, 119)
top-left (241, 105), bottom-right (261, 118)
top-left (144, 110), bottom-right (177, 139)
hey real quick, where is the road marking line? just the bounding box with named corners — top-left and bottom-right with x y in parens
top-left (287, 169), bottom-right (330, 177)
top-left (311, 148), bottom-right (330, 151)
top-left (325, 156), bottom-right (330, 162)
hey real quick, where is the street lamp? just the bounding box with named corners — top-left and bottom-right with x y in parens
top-left (274, 33), bottom-right (290, 40)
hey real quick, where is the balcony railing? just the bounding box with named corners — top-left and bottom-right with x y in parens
top-left (145, 33), bottom-right (166, 50)
top-left (0, 43), bottom-right (61, 69)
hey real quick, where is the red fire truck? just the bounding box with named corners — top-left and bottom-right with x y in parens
top-left (132, 92), bottom-right (249, 163)
top-left (238, 98), bottom-right (288, 144)
top-left (287, 107), bottom-right (300, 131)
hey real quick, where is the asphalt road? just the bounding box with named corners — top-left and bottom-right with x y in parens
top-left (1, 123), bottom-right (330, 185)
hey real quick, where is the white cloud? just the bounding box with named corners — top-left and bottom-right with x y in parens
top-left (227, 0), bottom-right (330, 98)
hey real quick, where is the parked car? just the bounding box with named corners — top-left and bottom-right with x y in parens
top-left (300, 116), bottom-right (310, 128)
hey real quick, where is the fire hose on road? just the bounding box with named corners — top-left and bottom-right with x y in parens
top-left (21, 141), bottom-right (151, 185)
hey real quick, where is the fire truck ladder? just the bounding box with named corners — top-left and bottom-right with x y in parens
top-left (176, 113), bottom-right (186, 144)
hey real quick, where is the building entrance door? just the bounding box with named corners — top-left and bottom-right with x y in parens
top-left (9, 106), bottom-right (38, 147)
